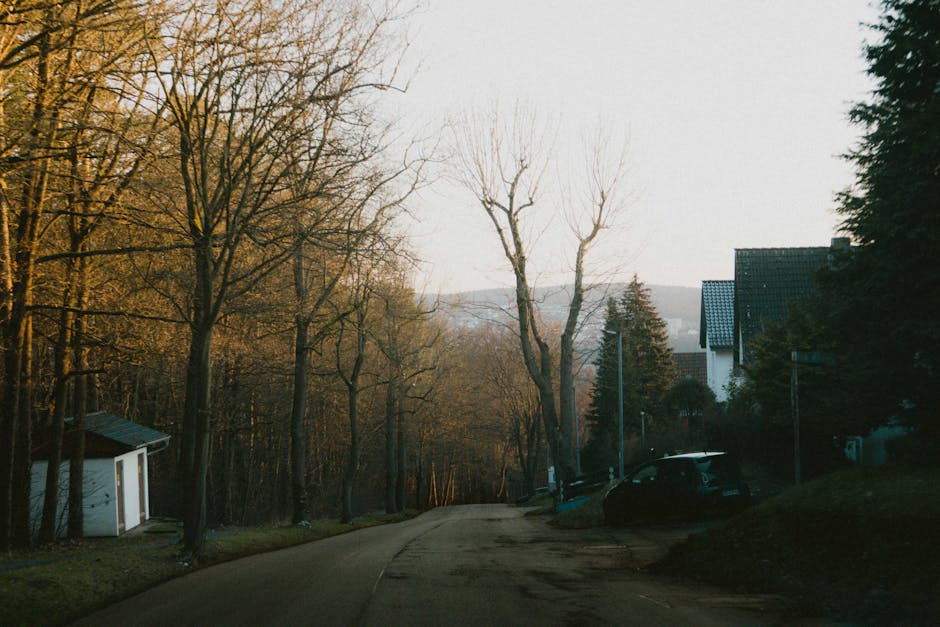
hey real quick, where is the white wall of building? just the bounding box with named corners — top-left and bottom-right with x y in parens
top-left (705, 341), bottom-right (734, 402)
top-left (81, 458), bottom-right (121, 536)
top-left (29, 450), bottom-right (149, 538)
top-left (29, 460), bottom-right (69, 538)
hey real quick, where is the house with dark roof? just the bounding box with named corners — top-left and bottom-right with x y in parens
top-left (700, 280), bottom-right (735, 401)
top-left (30, 411), bottom-right (170, 537)
top-left (733, 239), bottom-right (848, 364)
top-left (673, 352), bottom-right (707, 387)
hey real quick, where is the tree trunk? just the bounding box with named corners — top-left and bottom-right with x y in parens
top-left (67, 254), bottom-right (89, 539)
top-left (181, 318), bottom-right (212, 556)
top-left (39, 276), bottom-right (74, 543)
top-left (395, 391), bottom-right (406, 511)
top-left (559, 334), bottom-right (577, 477)
top-left (179, 220), bottom-right (216, 555)
top-left (0, 304), bottom-right (27, 549)
top-left (384, 372), bottom-right (397, 513)
top-left (558, 238), bottom-right (591, 483)
top-left (413, 457), bottom-right (423, 510)
top-left (290, 316), bottom-right (309, 523)
top-left (0, 176), bottom-right (13, 544)
top-left (11, 316), bottom-right (33, 547)
top-left (341, 382), bottom-right (360, 524)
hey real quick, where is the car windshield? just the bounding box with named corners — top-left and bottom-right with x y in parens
top-left (693, 455), bottom-right (740, 483)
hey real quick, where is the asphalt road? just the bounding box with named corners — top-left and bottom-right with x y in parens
top-left (76, 505), bottom-right (810, 626)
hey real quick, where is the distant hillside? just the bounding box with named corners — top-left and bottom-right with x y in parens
top-left (438, 283), bottom-right (703, 355)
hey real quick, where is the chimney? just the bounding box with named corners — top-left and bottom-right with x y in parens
top-left (828, 237), bottom-right (852, 268)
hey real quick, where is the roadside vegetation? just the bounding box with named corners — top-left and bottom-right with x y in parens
top-left (0, 511), bottom-right (417, 626)
top-left (547, 481), bottom-right (616, 529)
top-left (654, 464), bottom-right (940, 625)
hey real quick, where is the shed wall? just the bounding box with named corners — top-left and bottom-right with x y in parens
top-left (29, 451), bottom-right (149, 538)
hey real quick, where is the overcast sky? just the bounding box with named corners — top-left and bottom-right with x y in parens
top-left (395, 1), bottom-right (880, 295)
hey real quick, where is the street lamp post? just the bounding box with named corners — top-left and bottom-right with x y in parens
top-left (573, 392), bottom-right (581, 475)
top-left (617, 328), bottom-right (624, 480)
top-left (790, 351), bottom-right (834, 486)
top-left (640, 410), bottom-right (646, 453)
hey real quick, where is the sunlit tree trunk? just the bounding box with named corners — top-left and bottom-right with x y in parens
top-left (39, 259), bottom-right (75, 543)
top-left (67, 252), bottom-right (88, 539)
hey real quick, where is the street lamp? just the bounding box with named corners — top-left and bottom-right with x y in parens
top-left (640, 410), bottom-right (646, 452)
top-left (617, 328), bottom-right (624, 480)
top-left (790, 351), bottom-right (834, 485)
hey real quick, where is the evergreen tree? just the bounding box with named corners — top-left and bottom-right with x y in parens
top-left (620, 276), bottom-right (677, 435)
top-left (819, 0), bottom-right (940, 442)
top-left (581, 276), bottom-right (676, 471)
top-left (581, 298), bottom-right (623, 472)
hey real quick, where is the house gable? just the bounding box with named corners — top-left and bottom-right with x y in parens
top-left (674, 352), bottom-right (707, 386)
top-left (733, 247), bottom-right (829, 363)
top-left (700, 280), bottom-right (735, 350)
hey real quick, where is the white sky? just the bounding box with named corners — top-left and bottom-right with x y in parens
top-left (394, 1), bottom-right (880, 294)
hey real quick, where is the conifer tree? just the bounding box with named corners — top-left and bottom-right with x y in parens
top-left (581, 298), bottom-right (623, 471)
top-left (819, 0), bottom-right (940, 441)
top-left (581, 276), bottom-right (676, 471)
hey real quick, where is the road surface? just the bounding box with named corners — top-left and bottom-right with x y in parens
top-left (77, 505), bottom-right (809, 626)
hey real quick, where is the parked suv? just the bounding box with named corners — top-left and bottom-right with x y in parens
top-left (602, 451), bottom-right (750, 525)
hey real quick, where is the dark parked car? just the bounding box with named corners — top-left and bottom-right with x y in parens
top-left (602, 451), bottom-right (750, 525)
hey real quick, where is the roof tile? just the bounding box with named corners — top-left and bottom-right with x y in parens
top-left (700, 280), bottom-right (735, 349)
top-left (734, 247), bottom-right (829, 359)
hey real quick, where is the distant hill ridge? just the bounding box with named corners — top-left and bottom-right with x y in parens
top-left (438, 283), bottom-right (703, 353)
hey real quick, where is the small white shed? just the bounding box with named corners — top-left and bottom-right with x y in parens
top-left (30, 411), bottom-right (170, 538)
top-left (844, 421), bottom-right (913, 466)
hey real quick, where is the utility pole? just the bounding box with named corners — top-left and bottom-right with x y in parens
top-left (790, 351), bottom-right (834, 486)
top-left (573, 393), bottom-right (581, 475)
top-left (617, 328), bottom-right (624, 480)
top-left (791, 360), bottom-right (801, 485)
top-left (640, 411), bottom-right (646, 453)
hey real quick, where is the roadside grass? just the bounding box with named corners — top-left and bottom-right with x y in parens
top-left (549, 481), bottom-right (617, 528)
top-left (518, 491), bottom-right (555, 515)
top-left (0, 510), bottom-right (419, 626)
top-left (653, 464), bottom-right (940, 625)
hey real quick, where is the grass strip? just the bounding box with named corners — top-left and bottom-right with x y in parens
top-left (0, 510), bottom-right (419, 626)
top-left (549, 481), bottom-right (617, 528)
top-left (653, 465), bottom-right (940, 625)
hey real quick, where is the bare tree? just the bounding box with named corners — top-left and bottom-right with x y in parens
top-left (332, 257), bottom-right (373, 524)
top-left (454, 105), bottom-right (627, 490)
top-left (143, 0), bottom-right (409, 557)
top-left (372, 272), bottom-right (440, 512)
top-left (480, 325), bottom-right (543, 495)
top-left (0, 0), bottom-right (150, 549)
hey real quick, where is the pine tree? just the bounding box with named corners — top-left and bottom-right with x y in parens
top-left (581, 276), bottom-right (676, 471)
top-left (820, 0), bottom-right (940, 441)
top-left (581, 298), bottom-right (623, 472)
top-left (620, 276), bottom-right (677, 434)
